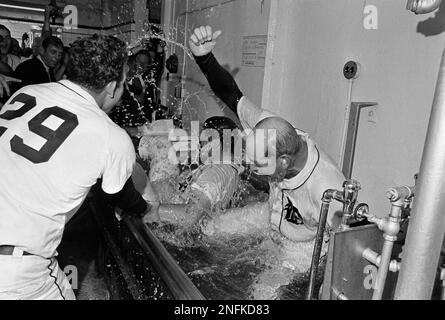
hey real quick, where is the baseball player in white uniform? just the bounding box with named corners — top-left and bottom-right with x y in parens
top-left (0, 35), bottom-right (150, 300)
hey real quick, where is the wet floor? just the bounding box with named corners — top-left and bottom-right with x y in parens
top-left (152, 224), bottom-right (325, 300)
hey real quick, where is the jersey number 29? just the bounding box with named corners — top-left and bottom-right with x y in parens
top-left (0, 93), bottom-right (79, 164)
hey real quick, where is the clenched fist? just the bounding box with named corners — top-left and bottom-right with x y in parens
top-left (189, 25), bottom-right (222, 57)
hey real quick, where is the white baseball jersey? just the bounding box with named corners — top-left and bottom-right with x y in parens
top-left (238, 97), bottom-right (345, 241)
top-left (0, 80), bottom-right (136, 258)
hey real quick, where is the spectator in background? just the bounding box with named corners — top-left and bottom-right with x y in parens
top-left (0, 61), bottom-right (11, 105)
top-left (21, 32), bottom-right (30, 50)
top-left (13, 36), bottom-right (64, 89)
top-left (0, 25), bottom-right (21, 71)
top-left (0, 71), bottom-right (20, 107)
top-left (41, 3), bottom-right (55, 40)
top-left (147, 37), bottom-right (166, 89)
top-left (110, 54), bottom-right (151, 137)
top-left (9, 38), bottom-right (22, 57)
top-left (0, 34), bottom-right (150, 300)
top-left (136, 39), bottom-right (166, 120)
top-left (110, 36), bottom-right (167, 138)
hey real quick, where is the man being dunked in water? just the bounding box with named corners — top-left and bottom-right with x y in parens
top-left (188, 26), bottom-right (346, 299)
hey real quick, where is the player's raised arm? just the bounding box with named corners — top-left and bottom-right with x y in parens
top-left (189, 26), bottom-right (243, 114)
top-left (0, 74), bottom-right (10, 99)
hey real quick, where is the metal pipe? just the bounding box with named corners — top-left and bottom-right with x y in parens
top-left (407, 0), bottom-right (442, 14)
top-left (441, 267), bottom-right (445, 300)
top-left (306, 189), bottom-right (342, 300)
top-left (394, 46), bottom-right (445, 300)
top-left (362, 248), bottom-right (401, 273)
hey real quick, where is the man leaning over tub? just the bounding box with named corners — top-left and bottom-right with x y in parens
top-left (189, 26), bottom-right (346, 268)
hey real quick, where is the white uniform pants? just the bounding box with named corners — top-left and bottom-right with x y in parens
top-left (0, 250), bottom-right (75, 300)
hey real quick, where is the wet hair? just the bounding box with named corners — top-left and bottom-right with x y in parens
top-left (66, 34), bottom-right (128, 91)
top-left (41, 36), bottom-right (63, 50)
top-left (9, 38), bottom-right (21, 56)
top-left (127, 54), bottom-right (137, 68)
top-left (0, 25), bottom-right (10, 34)
top-left (255, 117), bottom-right (302, 158)
top-left (22, 47), bottom-right (33, 58)
top-left (0, 60), bottom-right (12, 74)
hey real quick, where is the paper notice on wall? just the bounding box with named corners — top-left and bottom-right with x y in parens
top-left (242, 35), bottom-right (267, 67)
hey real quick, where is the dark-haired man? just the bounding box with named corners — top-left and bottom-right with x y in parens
top-left (13, 36), bottom-right (64, 89)
top-left (0, 35), bottom-right (150, 300)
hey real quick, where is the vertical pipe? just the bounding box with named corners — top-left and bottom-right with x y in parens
top-left (441, 267), bottom-right (445, 300)
top-left (306, 201), bottom-right (329, 300)
top-left (394, 46), bottom-right (445, 300)
top-left (179, 0), bottom-right (189, 118)
top-left (338, 79), bottom-right (354, 169)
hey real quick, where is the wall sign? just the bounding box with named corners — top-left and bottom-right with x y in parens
top-left (363, 4), bottom-right (378, 30)
top-left (242, 35), bottom-right (268, 67)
